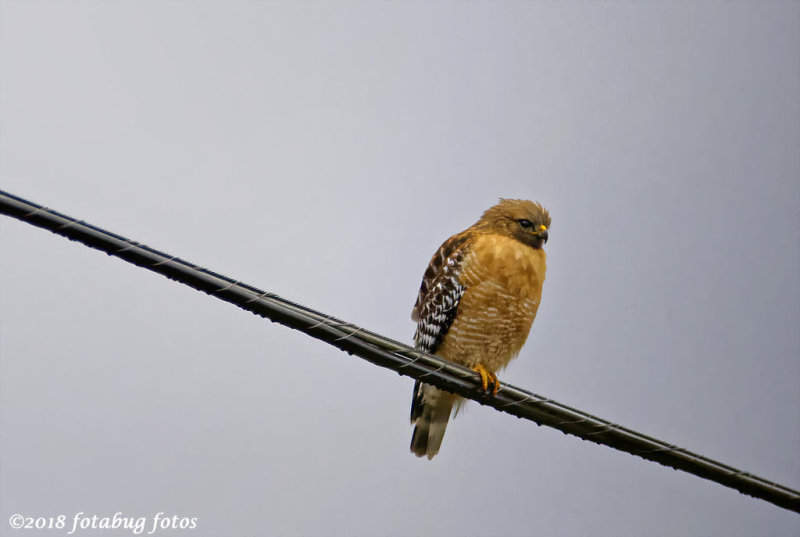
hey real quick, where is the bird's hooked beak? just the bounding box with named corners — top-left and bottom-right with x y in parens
top-left (537, 225), bottom-right (548, 244)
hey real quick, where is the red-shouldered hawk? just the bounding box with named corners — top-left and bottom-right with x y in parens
top-left (410, 199), bottom-right (550, 459)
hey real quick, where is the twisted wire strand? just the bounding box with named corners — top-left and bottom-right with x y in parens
top-left (1, 189), bottom-right (797, 514)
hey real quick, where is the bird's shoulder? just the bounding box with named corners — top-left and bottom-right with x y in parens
top-left (411, 229), bottom-right (476, 322)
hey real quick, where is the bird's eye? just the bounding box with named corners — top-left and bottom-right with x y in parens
top-left (518, 219), bottom-right (533, 229)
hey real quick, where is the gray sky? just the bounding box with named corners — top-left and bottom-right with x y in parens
top-left (1, 2), bottom-right (798, 536)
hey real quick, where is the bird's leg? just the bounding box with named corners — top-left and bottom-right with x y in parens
top-left (489, 370), bottom-right (499, 395)
top-left (471, 364), bottom-right (500, 395)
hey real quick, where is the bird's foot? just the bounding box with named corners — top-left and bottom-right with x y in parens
top-left (472, 364), bottom-right (500, 395)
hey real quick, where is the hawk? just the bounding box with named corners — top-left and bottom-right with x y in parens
top-left (410, 199), bottom-right (550, 459)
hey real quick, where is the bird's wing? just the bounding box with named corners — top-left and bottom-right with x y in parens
top-left (411, 231), bottom-right (471, 321)
top-left (411, 231), bottom-right (472, 354)
top-left (410, 231), bottom-right (473, 431)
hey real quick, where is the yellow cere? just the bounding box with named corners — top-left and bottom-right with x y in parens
top-left (539, 224), bottom-right (547, 231)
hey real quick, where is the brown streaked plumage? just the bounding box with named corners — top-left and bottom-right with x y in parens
top-left (410, 199), bottom-right (550, 459)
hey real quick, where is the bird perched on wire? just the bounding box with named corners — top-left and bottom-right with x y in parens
top-left (410, 198), bottom-right (550, 459)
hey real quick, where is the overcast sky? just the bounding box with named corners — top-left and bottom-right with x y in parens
top-left (1, 2), bottom-right (798, 536)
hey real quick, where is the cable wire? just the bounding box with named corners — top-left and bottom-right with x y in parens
top-left (1, 188), bottom-right (798, 514)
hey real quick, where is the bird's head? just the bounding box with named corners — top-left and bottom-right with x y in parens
top-left (476, 198), bottom-right (551, 249)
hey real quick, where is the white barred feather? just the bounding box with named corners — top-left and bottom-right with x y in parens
top-left (412, 243), bottom-right (467, 354)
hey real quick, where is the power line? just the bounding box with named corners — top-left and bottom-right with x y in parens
top-left (1, 188), bottom-right (798, 515)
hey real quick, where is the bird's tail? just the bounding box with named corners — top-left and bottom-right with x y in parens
top-left (410, 381), bottom-right (458, 459)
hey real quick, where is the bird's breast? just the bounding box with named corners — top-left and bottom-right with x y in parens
top-left (438, 235), bottom-right (547, 370)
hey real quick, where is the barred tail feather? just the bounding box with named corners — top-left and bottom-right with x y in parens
top-left (410, 382), bottom-right (457, 459)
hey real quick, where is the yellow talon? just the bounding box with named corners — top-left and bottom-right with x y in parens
top-left (472, 364), bottom-right (500, 395)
